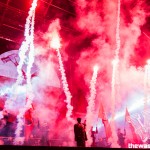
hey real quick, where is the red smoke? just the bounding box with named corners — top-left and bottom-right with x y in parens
top-left (0, 0), bottom-right (150, 147)
top-left (33, 0), bottom-right (150, 146)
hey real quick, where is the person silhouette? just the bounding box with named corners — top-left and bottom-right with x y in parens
top-left (74, 118), bottom-right (87, 147)
top-left (117, 128), bottom-right (126, 148)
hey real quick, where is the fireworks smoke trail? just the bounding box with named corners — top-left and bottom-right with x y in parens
top-left (110, 0), bottom-right (121, 147)
top-left (49, 20), bottom-right (73, 122)
top-left (13, 0), bottom-right (38, 145)
top-left (111, 0), bottom-right (121, 115)
top-left (56, 48), bottom-right (73, 121)
top-left (110, 59), bottom-right (120, 147)
top-left (111, 58), bottom-right (120, 117)
top-left (25, 10), bottom-right (36, 118)
top-left (26, 11), bottom-right (35, 88)
top-left (15, 0), bottom-right (38, 86)
top-left (114, 0), bottom-right (121, 59)
top-left (14, 96), bottom-right (34, 145)
top-left (13, 107), bottom-right (26, 145)
top-left (86, 65), bottom-right (98, 145)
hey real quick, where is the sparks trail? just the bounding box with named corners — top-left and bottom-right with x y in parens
top-left (110, 0), bottom-right (121, 147)
top-left (86, 65), bottom-right (98, 145)
top-left (114, 0), bottom-right (121, 58)
top-left (56, 48), bottom-right (73, 121)
top-left (26, 11), bottom-right (35, 88)
top-left (49, 20), bottom-right (73, 122)
top-left (13, 0), bottom-right (38, 145)
top-left (111, 0), bottom-right (121, 119)
top-left (111, 0), bottom-right (121, 115)
top-left (15, 0), bottom-right (38, 86)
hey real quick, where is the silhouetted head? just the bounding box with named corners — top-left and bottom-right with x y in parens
top-left (77, 118), bottom-right (81, 123)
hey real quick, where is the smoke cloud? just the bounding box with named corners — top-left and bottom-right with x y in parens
top-left (0, 0), bottom-right (150, 147)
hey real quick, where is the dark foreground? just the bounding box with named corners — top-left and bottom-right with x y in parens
top-left (0, 146), bottom-right (119, 150)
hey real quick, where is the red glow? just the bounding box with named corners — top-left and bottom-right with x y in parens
top-left (0, 0), bottom-right (150, 147)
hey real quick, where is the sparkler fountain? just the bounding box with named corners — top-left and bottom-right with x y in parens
top-left (86, 65), bottom-right (99, 146)
top-left (110, 0), bottom-right (121, 147)
top-left (49, 20), bottom-right (73, 122)
top-left (13, 0), bottom-right (38, 144)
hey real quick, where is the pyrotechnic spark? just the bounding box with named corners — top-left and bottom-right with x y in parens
top-left (56, 48), bottom-right (73, 121)
top-left (93, 65), bottom-right (99, 72)
top-left (110, 0), bottom-right (121, 147)
top-left (86, 65), bottom-right (98, 141)
top-left (111, 0), bottom-right (121, 112)
top-left (15, 0), bottom-right (38, 86)
top-left (111, 58), bottom-right (119, 102)
top-left (114, 0), bottom-right (121, 58)
top-left (14, 107), bottom-right (26, 143)
top-left (13, 0), bottom-right (38, 145)
top-left (111, 0), bottom-right (121, 118)
top-left (112, 58), bottom-right (119, 65)
top-left (26, 11), bottom-right (35, 88)
top-left (49, 22), bottom-right (73, 121)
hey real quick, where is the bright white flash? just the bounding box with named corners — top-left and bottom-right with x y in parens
top-left (50, 31), bottom-right (61, 49)
top-left (93, 65), bottom-right (99, 72)
top-left (112, 58), bottom-right (119, 66)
